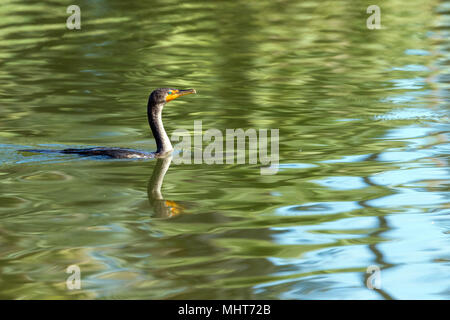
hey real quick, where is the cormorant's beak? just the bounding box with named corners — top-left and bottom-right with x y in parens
top-left (166, 89), bottom-right (196, 102)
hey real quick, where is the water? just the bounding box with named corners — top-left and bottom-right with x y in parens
top-left (0, 0), bottom-right (449, 299)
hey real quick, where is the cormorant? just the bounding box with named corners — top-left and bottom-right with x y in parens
top-left (21, 88), bottom-right (196, 159)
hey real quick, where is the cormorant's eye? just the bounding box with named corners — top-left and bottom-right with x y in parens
top-left (168, 91), bottom-right (173, 95)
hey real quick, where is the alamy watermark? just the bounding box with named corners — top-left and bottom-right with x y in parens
top-left (366, 5), bottom-right (381, 30)
top-left (66, 5), bottom-right (381, 31)
top-left (171, 121), bottom-right (279, 175)
top-left (66, 5), bottom-right (81, 30)
top-left (66, 265), bottom-right (81, 290)
top-left (366, 265), bottom-right (381, 290)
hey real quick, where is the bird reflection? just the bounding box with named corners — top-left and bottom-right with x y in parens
top-left (147, 155), bottom-right (185, 218)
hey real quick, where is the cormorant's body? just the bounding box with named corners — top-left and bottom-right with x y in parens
top-left (62, 147), bottom-right (154, 159)
top-left (22, 147), bottom-right (154, 159)
top-left (21, 88), bottom-right (196, 159)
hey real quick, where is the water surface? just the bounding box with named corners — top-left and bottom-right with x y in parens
top-left (0, 0), bottom-right (449, 299)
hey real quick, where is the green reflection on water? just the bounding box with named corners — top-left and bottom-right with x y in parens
top-left (0, 0), bottom-right (448, 299)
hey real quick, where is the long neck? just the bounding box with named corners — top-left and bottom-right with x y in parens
top-left (147, 102), bottom-right (173, 155)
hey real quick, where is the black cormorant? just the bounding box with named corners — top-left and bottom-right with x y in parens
top-left (21, 88), bottom-right (196, 159)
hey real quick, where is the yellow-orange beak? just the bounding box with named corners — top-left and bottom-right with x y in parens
top-left (165, 88), bottom-right (196, 102)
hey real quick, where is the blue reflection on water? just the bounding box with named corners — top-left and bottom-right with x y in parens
top-left (276, 202), bottom-right (363, 216)
top-left (312, 176), bottom-right (368, 190)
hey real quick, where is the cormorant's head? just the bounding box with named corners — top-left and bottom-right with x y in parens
top-left (149, 88), bottom-right (196, 106)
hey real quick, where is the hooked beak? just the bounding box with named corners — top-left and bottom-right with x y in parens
top-left (166, 89), bottom-right (196, 102)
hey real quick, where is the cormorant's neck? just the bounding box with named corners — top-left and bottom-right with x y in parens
top-left (147, 101), bottom-right (173, 155)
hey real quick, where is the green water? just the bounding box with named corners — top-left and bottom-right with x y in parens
top-left (0, 0), bottom-right (449, 299)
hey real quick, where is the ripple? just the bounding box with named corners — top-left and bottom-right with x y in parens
top-left (278, 163), bottom-right (318, 170)
top-left (276, 202), bottom-right (362, 216)
top-left (382, 125), bottom-right (438, 139)
top-left (320, 154), bottom-right (371, 163)
top-left (404, 49), bottom-right (431, 56)
top-left (312, 176), bottom-right (368, 191)
top-left (367, 189), bottom-right (448, 208)
top-left (371, 167), bottom-right (448, 186)
top-left (389, 77), bottom-right (426, 90)
top-left (374, 108), bottom-right (443, 121)
top-left (18, 171), bottom-right (73, 182)
top-left (0, 195), bottom-right (29, 210)
top-left (391, 65), bottom-right (430, 72)
top-left (377, 151), bottom-right (430, 162)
